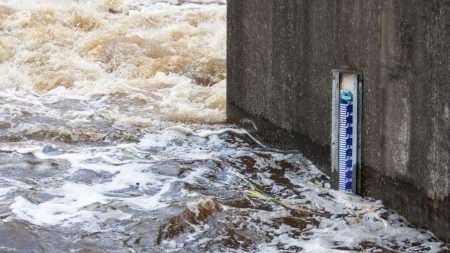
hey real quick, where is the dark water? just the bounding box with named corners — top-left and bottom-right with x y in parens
top-left (0, 127), bottom-right (448, 253)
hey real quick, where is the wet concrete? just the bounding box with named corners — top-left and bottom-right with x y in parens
top-left (227, 0), bottom-right (450, 241)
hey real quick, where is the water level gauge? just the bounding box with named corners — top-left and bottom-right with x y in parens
top-left (331, 70), bottom-right (362, 194)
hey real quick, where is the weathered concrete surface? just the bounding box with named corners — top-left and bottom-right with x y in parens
top-left (227, 0), bottom-right (450, 241)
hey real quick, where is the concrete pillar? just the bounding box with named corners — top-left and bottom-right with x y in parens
top-left (227, 0), bottom-right (450, 241)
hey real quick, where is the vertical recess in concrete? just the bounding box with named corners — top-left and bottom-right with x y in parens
top-left (227, 0), bottom-right (450, 241)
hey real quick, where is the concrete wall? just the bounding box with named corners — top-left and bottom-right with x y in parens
top-left (227, 0), bottom-right (450, 241)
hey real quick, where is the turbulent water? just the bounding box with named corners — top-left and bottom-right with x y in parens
top-left (0, 0), bottom-right (448, 252)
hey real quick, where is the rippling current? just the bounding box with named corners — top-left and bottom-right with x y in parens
top-left (0, 0), bottom-right (448, 252)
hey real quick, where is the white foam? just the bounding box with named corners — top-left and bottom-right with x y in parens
top-left (0, 187), bottom-right (13, 198)
top-left (0, 0), bottom-right (226, 127)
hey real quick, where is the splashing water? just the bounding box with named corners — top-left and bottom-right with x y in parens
top-left (0, 0), bottom-right (226, 137)
top-left (0, 0), bottom-right (448, 252)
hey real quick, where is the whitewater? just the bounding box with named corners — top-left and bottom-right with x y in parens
top-left (0, 0), bottom-right (448, 252)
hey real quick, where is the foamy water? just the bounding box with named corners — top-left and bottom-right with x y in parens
top-left (0, 0), bottom-right (448, 252)
top-left (0, 0), bottom-right (226, 133)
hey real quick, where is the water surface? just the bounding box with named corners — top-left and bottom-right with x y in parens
top-left (0, 0), bottom-right (448, 252)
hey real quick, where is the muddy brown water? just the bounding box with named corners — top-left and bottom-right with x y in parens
top-left (0, 129), bottom-right (448, 253)
top-left (0, 0), bottom-right (448, 252)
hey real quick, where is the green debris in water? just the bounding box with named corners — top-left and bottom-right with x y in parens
top-left (245, 186), bottom-right (304, 212)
